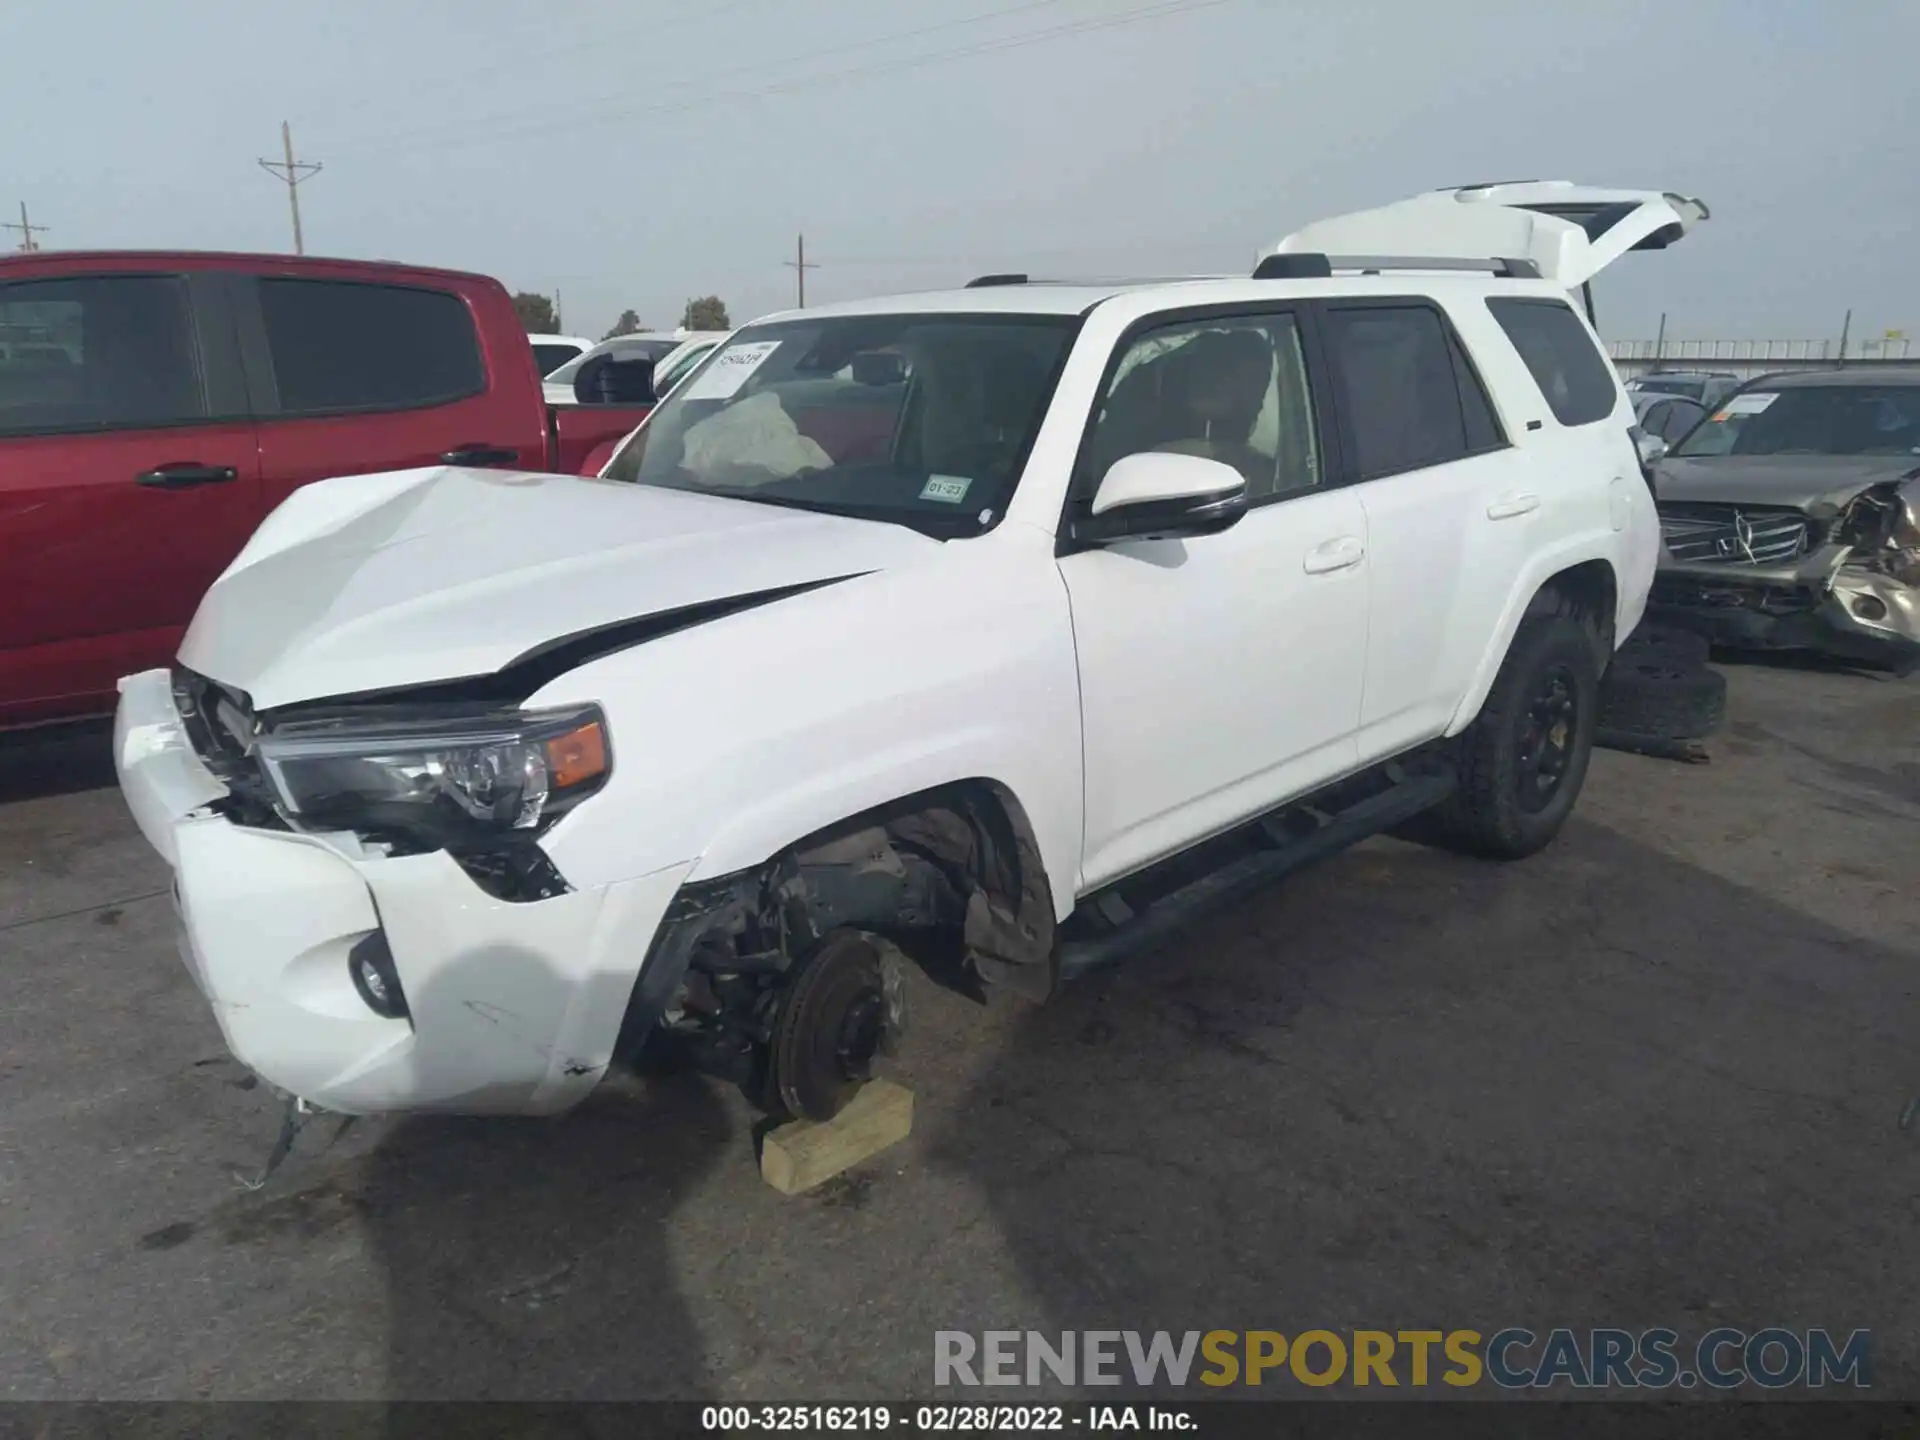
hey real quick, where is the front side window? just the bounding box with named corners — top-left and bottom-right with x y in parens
top-left (0, 275), bottom-right (205, 435)
top-left (1081, 312), bottom-right (1321, 502)
top-left (258, 278), bottom-right (483, 416)
top-left (1322, 305), bottom-right (1474, 478)
top-left (602, 313), bottom-right (1075, 537)
top-left (1486, 297), bottom-right (1619, 427)
top-left (1674, 383), bottom-right (1920, 458)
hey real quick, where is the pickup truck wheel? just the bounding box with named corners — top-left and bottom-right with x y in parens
top-left (769, 929), bottom-right (906, 1122)
top-left (1428, 612), bottom-right (1600, 859)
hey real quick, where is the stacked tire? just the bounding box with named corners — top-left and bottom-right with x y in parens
top-left (1597, 620), bottom-right (1727, 756)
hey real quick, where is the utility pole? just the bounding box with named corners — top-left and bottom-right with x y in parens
top-left (258, 121), bottom-right (321, 255)
top-left (784, 233), bottom-right (819, 308)
top-left (1836, 308), bottom-right (1852, 368)
top-left (4, 202), bottom-right (47, 252)
top-left (554, 289), bottom-right (563, 332)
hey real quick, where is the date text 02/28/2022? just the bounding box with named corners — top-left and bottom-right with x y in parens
top-left (701, 1404), bottom-right (1188, 1431)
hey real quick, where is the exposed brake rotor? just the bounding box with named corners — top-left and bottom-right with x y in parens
top-left (770, 930), bottom-right (907, 1122)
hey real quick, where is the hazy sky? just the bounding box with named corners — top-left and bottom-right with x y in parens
top-left (6, 0), bottom-right (1915, 343)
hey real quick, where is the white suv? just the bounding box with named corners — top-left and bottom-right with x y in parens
top-left (114, 184), bottom-right (1701, 1124)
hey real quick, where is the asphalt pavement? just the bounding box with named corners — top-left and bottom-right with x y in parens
top-left (1, 659), bottom-right (1914, 1401)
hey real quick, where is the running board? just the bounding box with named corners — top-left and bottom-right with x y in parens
top-left (1055, 767), bottom-right (1456, 983)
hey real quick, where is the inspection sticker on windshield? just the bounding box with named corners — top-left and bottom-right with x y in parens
top-left (679, 341), bottom-right (781, 401)
top-left (920, 475), bottom-right (972, 504)
top-left (1720, 392), bottom-right (1778, 416)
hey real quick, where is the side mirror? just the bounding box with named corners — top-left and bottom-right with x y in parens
top-left (573, 354), bottom-right (657, 406)
top-left (1069, 451), bottom-right (1248, 546)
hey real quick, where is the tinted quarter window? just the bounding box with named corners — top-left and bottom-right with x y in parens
top-left (531, 343), bottom-right (580, 376)
top-left (1486, 297), bottom-right (1618, 427)
top-left (258, 279), bottom-right (483, 415)
top-left (0, 276), bottom-right (205, 435)
top-left (1322, 305), bottom-right (1470, 478)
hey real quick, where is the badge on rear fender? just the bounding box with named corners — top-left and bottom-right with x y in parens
top-left (920, 475), bottom-right (972, 503)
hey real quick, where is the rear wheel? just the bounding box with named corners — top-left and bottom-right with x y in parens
top-left (1424, 609), bottom-right (1601, 859)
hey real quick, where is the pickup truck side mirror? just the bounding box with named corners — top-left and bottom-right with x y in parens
top-left (574, 354), bottom-right (657, 406)
top-left (1068, 451), bottom-right (1249, 546)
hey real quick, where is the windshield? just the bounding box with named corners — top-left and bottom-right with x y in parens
top-left (601, 312), bottom-right (1077, 536)
top-left (548, 337), bottom-right (680, 384)
top-left (1674, 383), bottom-right (1920, 458)
top-left (655, 340), bottom-right (720, 395)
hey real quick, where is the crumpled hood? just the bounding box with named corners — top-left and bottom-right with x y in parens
top-left (179, 466), bottom-right (940, 710)
top-left (1654, 455), bottom-right (1920, 510)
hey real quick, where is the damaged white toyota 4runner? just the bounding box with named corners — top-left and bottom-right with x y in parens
top-left (115, 185), bottom-right (1698, 1126)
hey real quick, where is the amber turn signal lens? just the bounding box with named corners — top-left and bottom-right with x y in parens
top-left (545, 721), bottom-right (609, 789)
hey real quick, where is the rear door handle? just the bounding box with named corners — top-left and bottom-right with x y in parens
top-left (1303, 535), bottom-right (1366, 574)
top-left (1487, 492), bottom-right (1541, 520)
top-left (135, 463), bottom-right (239, 490)
top-left (441, 444), bottom-right (520, 467)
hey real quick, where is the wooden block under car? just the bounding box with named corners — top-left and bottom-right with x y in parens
top-left (760, 1079), bottom-right (914, 1195)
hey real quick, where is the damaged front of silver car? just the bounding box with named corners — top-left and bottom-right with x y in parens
top-left (1646, 368), bottom-right (1920, 674)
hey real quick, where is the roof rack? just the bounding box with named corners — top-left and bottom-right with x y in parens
top-left (1252, 253), bottom-right (1542, 280)
top-left (962, 273), bottom-right (1226, 289)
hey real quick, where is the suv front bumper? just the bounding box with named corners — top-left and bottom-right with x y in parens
top-left (114, 668), bottom-right (692, 1115)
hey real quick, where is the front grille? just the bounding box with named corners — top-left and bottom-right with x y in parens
top-left (1658, 503), bottom-right (1810, 566)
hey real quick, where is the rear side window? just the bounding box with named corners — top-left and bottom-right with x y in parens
top-left (1322, 305), bottom-right (1478, 479)
top-left (530, 342), bottom-right (581, 376)
top-left (258, 278), bottom-right (483, 416)
top-left (0, 276), bottom-right (205, 435)
top-left (1487, 297), bottom-right (1618, 427)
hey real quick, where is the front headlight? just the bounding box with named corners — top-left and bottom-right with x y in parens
top-left (253, 704), bottom-right (611, 846)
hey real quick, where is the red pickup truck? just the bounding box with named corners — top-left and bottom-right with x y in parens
top-left (0, 251), bottom-right (654, 730)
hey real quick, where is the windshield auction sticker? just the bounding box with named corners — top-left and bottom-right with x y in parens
top-left (679, 341), bottom-right (781, 402)
top-left (920, 475), bottom-right (973, 503)
top-left (1719, 391), bottom-right (1779, 415)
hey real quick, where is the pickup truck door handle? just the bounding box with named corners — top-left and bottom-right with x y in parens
top-left (441, 444), bottom-right (520, 467)
top-left (135, 463), bottom-right (239, 490)
top-left (1302, 535), bottom-right (1366, 574)
top-left (1487, 492), bottom-right (1542, 520)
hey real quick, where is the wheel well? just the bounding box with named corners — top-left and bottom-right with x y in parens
top-left (776, 779), bottom-right (1059, 997)
top-left (1529, 559), bottom-right (1617, 670)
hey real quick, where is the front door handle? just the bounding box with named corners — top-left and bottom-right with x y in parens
top-left (135, 463), bottom-right (239, 490)
top-left (441, 444), bottom-right (520, 467)
top-left (1487, 492), bottom-right (1541, 520)
top-left (1303, 535), bottom-right (1366, 574)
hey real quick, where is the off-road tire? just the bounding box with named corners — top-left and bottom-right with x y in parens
top-left (1616, 619), bottom-right (1711, 670)
top-left (1421, 607), bottom-right (1601, 860)
top-left (1597, 655), bottom-right (1727, 740)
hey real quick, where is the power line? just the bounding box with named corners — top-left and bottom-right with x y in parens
top-left (257, 121), bottom-right (322, 255)
top-left (324, 0), bottom-right (776, 146)
top-left (337, 0), bottom-right (1228, 161)
top-left (4, 202), bottom-right (48, 252)
top-left (330, 0), bottom-right (1072, 159)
